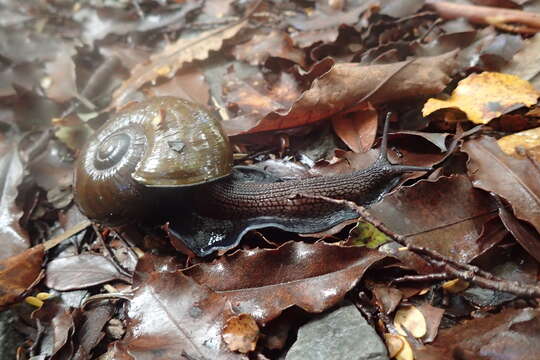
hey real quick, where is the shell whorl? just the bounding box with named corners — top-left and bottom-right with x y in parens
top-left (73, 97), bottom-right (233, 225)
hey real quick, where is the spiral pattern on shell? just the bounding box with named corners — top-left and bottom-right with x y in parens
top-left (73, 97), bottom-right (233, 225)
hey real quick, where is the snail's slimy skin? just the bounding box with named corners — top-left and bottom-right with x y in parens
top-left (73, 97), bottom-right (429, 256)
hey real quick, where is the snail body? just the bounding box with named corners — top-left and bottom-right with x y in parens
top-left (74, 97), bottom-right (428, 256)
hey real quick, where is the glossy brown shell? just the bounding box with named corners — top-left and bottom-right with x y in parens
top-left (73, 97), bottom-right (233, 225)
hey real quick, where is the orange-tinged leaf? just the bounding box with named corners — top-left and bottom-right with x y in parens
top-left (423, 72), bottom-right (539, 124)
top-left (384, 333), bottom-right (404, 358)
top-left (442, 278), bottom-right (470, 293)
top-left (0, 244), bottom-right (44, 310)
top-left (497, 126), bottom-right (540, 161)
top-left (223, 314), bottom-right (260, 353)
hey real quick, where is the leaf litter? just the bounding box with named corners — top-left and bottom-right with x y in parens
top-left (1, 0), bottom-right (540, 359)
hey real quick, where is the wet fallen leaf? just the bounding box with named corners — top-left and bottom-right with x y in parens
top-left (497, 126), bottom-right (540, 161)
top-left (423, 72), bottom-right (539, 124)
top-left (45, 253), bottom-right (132, 291)
top-left (394, 305), bottom-right (427, 338)
top-left (463, 136), bottom-right (540, 236)
top-left (184, 241), bottom-right (387, 323)
top-left (370, 175), bottom-right (498, 265)
top-left (222, 314), bottom-right (260, 353)
top-left (0, 135), bottom-right (29, 260)
top-left (111, 271), bottom-right (245, 360)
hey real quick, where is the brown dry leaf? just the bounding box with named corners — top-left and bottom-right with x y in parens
top-left (111, 19), bottom-right (248, 108)
top-left (222, 314), bottom-right (260, 353)
top-left (415, 307), bottom-right (540, 359)
top-left (497, 126), bottom-right (540, 161)
top-left (331, 103), bottom-right (378, 153)
top-left (183, 241), bottom-right (387, 323)
top-left (223, 51), bottom-right (457, 135)
top-left (463, 136), bottom-right (540, 236)
top-left (394, 306), bottom-right (427, 338)
top-left (370, 175), bottom-right (498, 265)
top-left (232, 30), bottom-right (305, 67)
top-left (112, 271), bottom-right (245, 360)
top-left (423, 72), bottom-right (539, 124)
top-left (0, 244), bottom-right (44, 310)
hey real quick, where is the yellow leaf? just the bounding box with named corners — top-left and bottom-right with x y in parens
top-left (497, 126), bottom-right (540, 161)
top-left (423, 72), bottom-right (539, 124)
top-left (395, 335), bottom-right (414, 360)
top-left (384, 333), bottom-right (404, 358)
top-left (442, 278), bottom-right (469, 293)
top-left (394, 306), bottom-right (427, 338)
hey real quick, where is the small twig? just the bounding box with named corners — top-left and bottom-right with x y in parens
top-left (392, 273), bottom-right (451, 284)
top-left (43, 220), bottom-right (92, 250)
top-left (92, 225), bottom-right (133, 279)
top-left (426, 1), bottom-right (540, 33)
top-left (297, 193), bottom-right (540, 298)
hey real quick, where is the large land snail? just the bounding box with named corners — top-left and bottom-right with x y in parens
top-left (74, 97), bottom-right (430, 256)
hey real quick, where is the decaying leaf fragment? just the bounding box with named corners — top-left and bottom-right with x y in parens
top-left (497, 126), bottom-right (540, 161)
top-left (423, 72), bottom-right (539, 124)
top-left (223, 314), bottom-right (260, 353)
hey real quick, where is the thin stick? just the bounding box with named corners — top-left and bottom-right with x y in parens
top-left (426, 1), bottom-right (540, 31)
top-left (298, 194), bottom-right (540, 298)
top-left (43, 220), bottom-right (92, 250)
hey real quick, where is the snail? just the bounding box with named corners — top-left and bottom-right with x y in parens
top-left (74, 97), bottom-right (430, 256)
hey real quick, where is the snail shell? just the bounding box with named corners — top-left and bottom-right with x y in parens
top-left (73, 97), bottom-right (233, 225)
